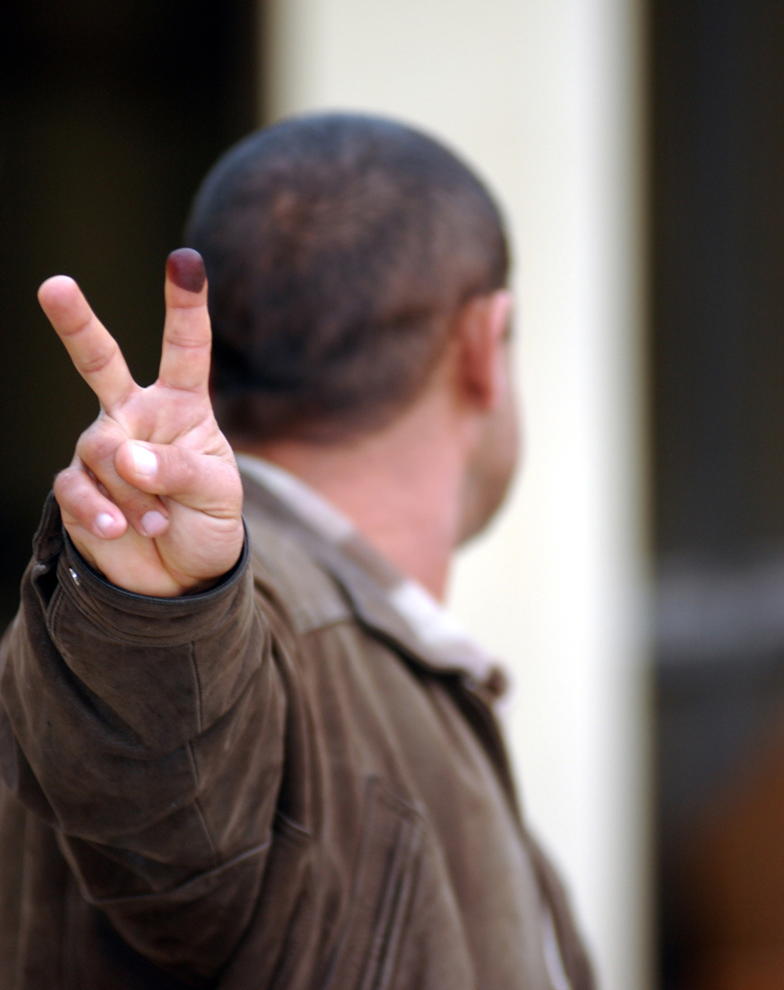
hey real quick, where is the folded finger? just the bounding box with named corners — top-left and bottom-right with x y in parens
top-left (114, 440), bottom-right (241, 516)
top-left (76, 425), bottom-right (170, 538)
top-left (54, 463), bottom-right (128, 540)
top-left (38, 276), bottom-right (137, 413)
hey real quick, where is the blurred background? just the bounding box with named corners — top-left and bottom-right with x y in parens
top-left (2, 2), bottom-right (783, 988)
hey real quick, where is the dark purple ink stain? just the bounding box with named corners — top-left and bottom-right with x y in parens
top-left (166, 248), bottom-right (206, 293)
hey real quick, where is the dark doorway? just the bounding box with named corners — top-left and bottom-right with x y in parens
top-left (650, 1), bottom-right (784, 987)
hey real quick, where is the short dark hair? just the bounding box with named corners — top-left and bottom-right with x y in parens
top-left (185, 111), bottom-right (509, 442)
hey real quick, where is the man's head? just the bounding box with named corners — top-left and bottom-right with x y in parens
top-left (185, 111), bottom-right (510, 445)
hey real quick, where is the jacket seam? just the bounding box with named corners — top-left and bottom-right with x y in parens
top-left (186, 739), bottom-right (219, 868)
top-left (187, 642), bottom-right (219, 868)
top-left (190, 641), bottom-right (205, 735)
top-left (76, 840), bottom-right (272, 908)
top-left (298, 615), bottom-right (358, 637)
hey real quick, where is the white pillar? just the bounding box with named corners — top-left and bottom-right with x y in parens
top-left (263, 3), bottom-right (650, 987)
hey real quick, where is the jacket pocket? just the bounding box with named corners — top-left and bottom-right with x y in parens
top-left (321, 776), bottom-right (424, 990)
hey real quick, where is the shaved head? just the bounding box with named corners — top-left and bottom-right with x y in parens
top-left (185, 112), bottom-right (509, 442)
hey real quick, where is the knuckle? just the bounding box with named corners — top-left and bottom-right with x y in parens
top-left (53, 465), bottom-right (81, 497)
top-left (166, 324), bottom-right (207, 350)
top-left (53, 468), bottom-right (91, 517)
top-left (169, 450), bottom-right (195, 490)
top-left (79, 339), bottom-right (119, 376)
top-left (118, 485), bottom-right (154, 512)
top-left (76, 418), bottom-right (123, 464)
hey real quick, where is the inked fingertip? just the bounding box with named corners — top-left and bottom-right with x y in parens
top-left (166, 248), bottom-right (206, 293)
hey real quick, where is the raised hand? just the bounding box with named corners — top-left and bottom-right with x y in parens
top-left (39, 249), bottom-right (244, 597)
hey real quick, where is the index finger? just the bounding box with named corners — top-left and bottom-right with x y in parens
top-left (157, 249), bottom-right (212, 393)
top-left (38, 276), bottom-right (136, 412)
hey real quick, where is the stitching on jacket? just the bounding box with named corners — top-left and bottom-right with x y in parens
top-left (320, 776), bottom-right (424, 990)
top-left (186, 742), bottom-right (218, 868)
top-left (185, 645), bottom-right (219, 868)
top-left (46, 584), bottom-right (65, 639)
top-left (77, 840), bottom-right (273, 907)
top-left (189, 641), bottom-right (204, 736)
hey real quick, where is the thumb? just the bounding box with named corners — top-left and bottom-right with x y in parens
top-left (115, 440), bottom-right (241, 515)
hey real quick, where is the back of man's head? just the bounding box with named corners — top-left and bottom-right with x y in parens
top-left (185, 112), bottom-right (509, 443)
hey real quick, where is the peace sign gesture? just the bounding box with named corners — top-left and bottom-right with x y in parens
top-left (39, 249), bottom-right (244, 597)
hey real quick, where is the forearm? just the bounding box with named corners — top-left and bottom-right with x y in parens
top-left (0, 495), bottom-right (285, 979)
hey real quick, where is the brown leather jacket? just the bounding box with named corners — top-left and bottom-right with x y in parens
top-left (0, 477), bottom-right (594, 989)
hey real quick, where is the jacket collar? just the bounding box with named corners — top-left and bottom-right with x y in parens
top-left (237, 455), bottom-right (507, 699)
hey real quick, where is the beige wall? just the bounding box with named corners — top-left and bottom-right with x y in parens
top-left (262, 2), bottom-right (650, 987)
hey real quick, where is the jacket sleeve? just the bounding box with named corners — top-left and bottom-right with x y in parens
top-left (0, 495), bottom-right (287, 984)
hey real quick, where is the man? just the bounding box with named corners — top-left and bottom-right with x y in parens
top-left (0, 113), bottom-right (593, 989)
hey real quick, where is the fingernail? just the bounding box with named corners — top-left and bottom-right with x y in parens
top-left (129, 443), bottom-right (157, 477)
top-left (166, 248), bottom-right (206, 293)
top-left (141, 510), bottom-right (167, 537)
top-left (96, 513), bottom-right (115, 536)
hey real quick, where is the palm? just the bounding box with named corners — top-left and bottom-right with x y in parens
top-left (39, 250), bottom-right (244, 597)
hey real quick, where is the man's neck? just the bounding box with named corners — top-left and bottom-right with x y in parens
top-left (238, 403), bottom-right (467, 601)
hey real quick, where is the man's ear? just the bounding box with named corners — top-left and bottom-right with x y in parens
top-left (453, 289), bottom-right (514, 410)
